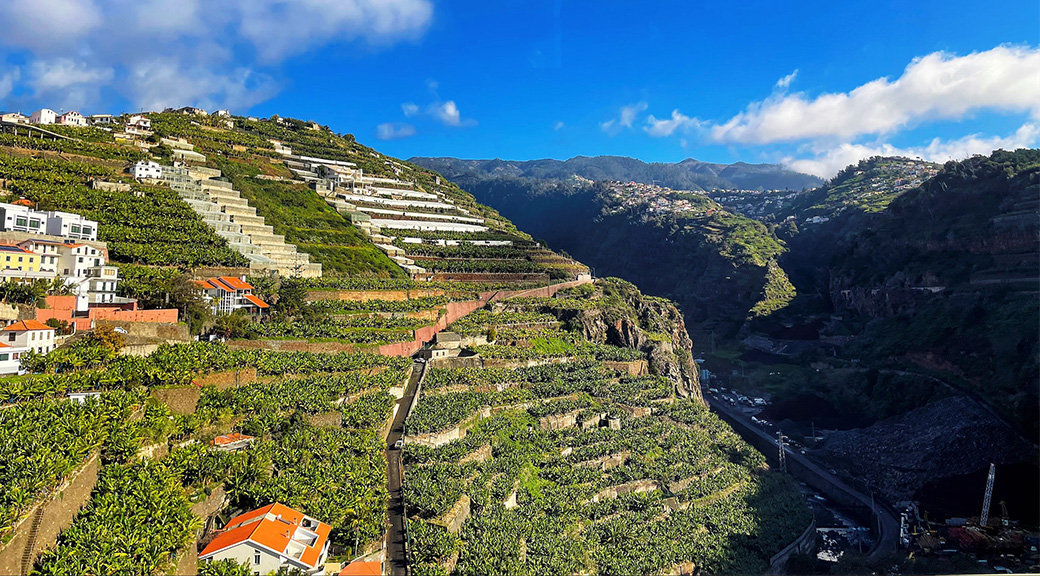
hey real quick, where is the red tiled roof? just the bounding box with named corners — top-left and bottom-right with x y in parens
top-left (195, 279), bottom-right (216, 290)
top-left (0, 243), bottom-right (35, 254)
top-left (198, 503), bottom-right (330, 570)
top-left (12, 199), bottom-right (33, 207)
top-left (212, 433), bottom-right (254, 446)
top-left (340, 561), bottom-right (382, 576)
top-left (3, 320), bottom-right (53, 331)
top-left (243, 294), bottom-right (269, 309)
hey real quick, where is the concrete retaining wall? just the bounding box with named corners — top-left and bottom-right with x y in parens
top-left (768, 517), bottom-right (817, 574)
top-left (0, 452), bottom-right (100, 576)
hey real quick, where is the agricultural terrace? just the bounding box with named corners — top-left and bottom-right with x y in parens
top-left (0, 340), bottom-right (412, 573)
top-left (403, 359), bottom-right (811, 575)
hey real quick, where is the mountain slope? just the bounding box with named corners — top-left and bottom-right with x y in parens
top-left (412, 155), bottom-right (824, 192)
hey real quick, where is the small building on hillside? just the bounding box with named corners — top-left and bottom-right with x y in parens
top-left (126, 115), bottom-right (151, 131)
top-left (198, 503), bottom-right (331, 574)
top-left (171, 148), bottom-right (206, 163)
top-left (89, 114), bottom-right (116, 125)
top-left (2, 319), bottom-right (56, 356)
top-left (211, 433), bottom-right (255, 452)
top-left (0, 112), bottom-right (28, 124)
top-left (196, 276), bottom-right (269, 315)
top-left (29, 109), bottom-right (57, 125)
top-left (131, 160), bottom-right (164, 180)
top-left (56, 111), bottom-right (88, 127)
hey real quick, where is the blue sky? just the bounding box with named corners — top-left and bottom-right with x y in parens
top-left (0, 0), bottom-right (1037, 176)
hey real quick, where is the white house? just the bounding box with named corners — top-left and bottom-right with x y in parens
top-left (2, 320), bottom-right (56, 356)
top-left (127, 115), bottom-right (151, 131)
top-left (56, 111), bottom-right (88, 127)
top-left (89, 114), bottom-right (116, 125)
top-left (195, 276), bottom-right (269, 315)
top-left (131, 160), bottom-right (164, 179)
top-left (198, 503), bottom-right (331, 574)
top-left (30, 109), bottom-right (57, 125)
top-left (45, 210), bottom-right (98, 241)
top-left (0, 341), bottom-right (26, 375)
top-left (213, 109), bottom-right (231, 117)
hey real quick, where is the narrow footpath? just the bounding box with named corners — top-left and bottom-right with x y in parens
top-left (386, 360), bottom-right (425, 576)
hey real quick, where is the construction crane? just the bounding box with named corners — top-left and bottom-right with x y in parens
top-left (999, 500), bottom-right (1010, 526)
top-left (980, 463), bottom-right (995, 527)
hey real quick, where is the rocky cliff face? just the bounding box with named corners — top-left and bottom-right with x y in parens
top-left (550, 279), bottom-right (703, 403)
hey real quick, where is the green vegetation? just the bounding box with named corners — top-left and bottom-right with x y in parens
top-left (0, 153), bottom-right (247, 267)
top-left (212, 158), bottom-right (404, 276)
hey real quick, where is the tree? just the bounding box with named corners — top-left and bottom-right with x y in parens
top-left (85, 324), bottom-right (126, 352)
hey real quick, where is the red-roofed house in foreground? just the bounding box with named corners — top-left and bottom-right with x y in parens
top-left (198, 503), bottom-right (330, 574)
top-left (196, 276), bottom-right (270, 315)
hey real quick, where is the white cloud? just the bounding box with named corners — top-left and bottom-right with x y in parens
top-left (0, 68), bottom-right (20, 100)
top-left (775, 69), bottom-right (798, 90)
top-left (0, 0), bottom-right (434, 111)
top-left (644, 109), bottom-right (703, 137)
top-left (30, 59), bottom-right (113, 93)
top-left (553, 121), bottom-right (565, 131)
top-left (402, 102), bottom-right (419, 117)
top-left (432, 101), bottom-right (463, 126)
top-left (0, 0), bottom-right (102, 52)
top-left (784, 122), bottom-right (1040, 177)
top-left (237, 0), bottom-right (433, 63)
top-left (601, 102), bottom-right (647, 135)
top-left (376, 122), bottom-right (417, 140)
top-left (125, 59), bottom-right (279, 112)
top-left (712, 46), bottom-right (1040, 144)
top-left (619, 102), bottom-right (647, 127)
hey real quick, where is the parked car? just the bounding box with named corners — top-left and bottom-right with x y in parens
top-left (392, 439), bottom-right (404, 449)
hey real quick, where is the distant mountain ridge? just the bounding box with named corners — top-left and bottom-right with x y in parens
top-left (411, 155), bottom-right (824, 192)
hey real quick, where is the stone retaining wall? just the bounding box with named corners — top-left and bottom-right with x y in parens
top-left (0, 452), bottom-right (100, 575)
top-left (151, 386), bottom-right (201, 415)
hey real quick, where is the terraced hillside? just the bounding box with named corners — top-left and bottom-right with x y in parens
top-left (403, 282), bottom-right (810, 575)
top-left (0, 110), bottom-right (811, 576)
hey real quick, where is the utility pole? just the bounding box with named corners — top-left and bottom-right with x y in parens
top-left (777, 430), bottom-right (787, 473)
top-left (980, 463), bottom-right (995, 527)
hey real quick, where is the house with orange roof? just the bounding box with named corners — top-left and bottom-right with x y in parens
top-left (2, 319), bottom-right (56, 355)
top-left (211, 433), bottom-right (255, 452)
top-left (0, 319), bottom-right (55, 374)
top-left (198, 503), bottom-right (331, 574)
top-left (196, 276), bottom-right (270, 315)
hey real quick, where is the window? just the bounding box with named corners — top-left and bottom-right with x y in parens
top-left (71, 225), bottom-right (80, 233)
top-left (83, 227), bottom-right (93, 235)
top-left (0, 354), bottom-right (7, 361)
top-left (15, 217), bottom-right (26, 227)
top-left (7, 334), bottom-right (13, 342)
top-left (4, 256), bottom-right (8, 262)
top-left (17, 257), bottom-right (22, 262)
top-left (253, 552), bottom-right (261, 564)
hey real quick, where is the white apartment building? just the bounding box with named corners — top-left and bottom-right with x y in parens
top-left (30, 109), bottom-right (57, 125)
top-left (45, 211), bottom-right (98, 241)
top-left (0, 203), bottom-right (48, 235)
top-left (127, 115), bottom-right (151, 131)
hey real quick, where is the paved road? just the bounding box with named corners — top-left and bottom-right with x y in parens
top-left (386, 360), bottom-right (425, 576)
top-left (706, 395), bottom-right (900, 559)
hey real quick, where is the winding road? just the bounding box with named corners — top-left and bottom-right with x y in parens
top-left (705, 395), bottom-right (900, 559)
